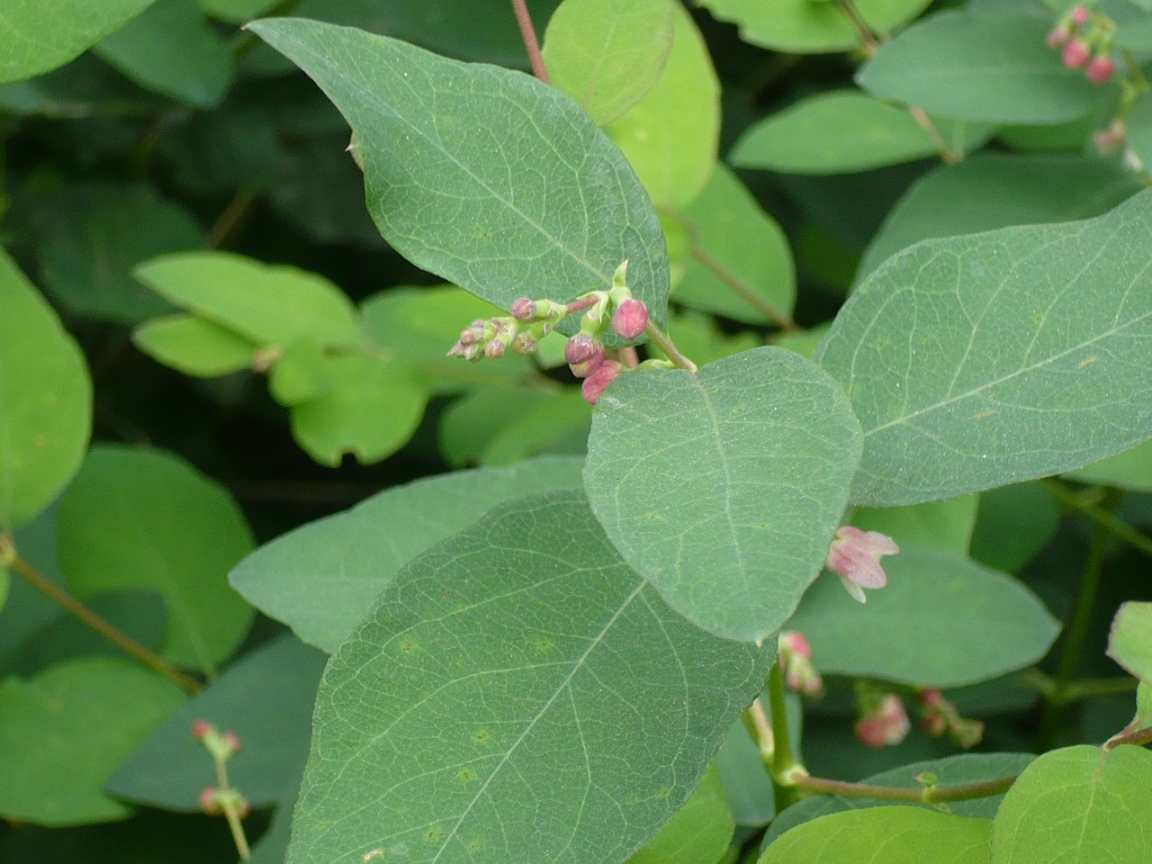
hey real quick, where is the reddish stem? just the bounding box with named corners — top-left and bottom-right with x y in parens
top-left (512, 0), bottom-right (550, 84)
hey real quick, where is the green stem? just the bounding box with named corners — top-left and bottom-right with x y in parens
top-left (213, 754), bottom-right (251, 860)
top-left (1040, 479), bottom-right (1152, 561)
top-left (793, 773), bottom-right (1017, 803)
top-left (833, 0), bottom-right (880, 54)
top-left (644, 322), bottom-right (697, 372)
top-left (1028, 670), bottom-right (1138, 705)
top-left (767, 660), bottom-right (803, 810)
top-left (906, 105), bottom-right (961, 164)
top-left (687, 244), bottom-right (798, 331)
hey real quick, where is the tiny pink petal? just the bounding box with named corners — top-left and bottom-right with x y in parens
top-left (825, 526), bottom-right (899, 601)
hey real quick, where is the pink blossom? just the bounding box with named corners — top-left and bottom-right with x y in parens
top-left (1063, 39), bottom-right (1091, 69)
top-left (825, 526), bottom-right (899, 603)
top-left (855, 694), bottom-right (910, 748)
top-left (1087, 55), bottom-right (1116, 84)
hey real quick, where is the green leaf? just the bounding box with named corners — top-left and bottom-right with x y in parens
top-left (1068, 438), bottom-right (1152, 491)
top-left (991, 744), bottom-right (1152, 863)
top-left (36, 182), bottom-right (204, 325)
top-left (605, 4), bottom-right (718, 209)
top-left (107, 634), bottom-right (325, 811)
top-left (93, 0), bottom-right (232, 108)
top-left (541, 0), bottom-right (675, 126)
top-left (447, 388), bottom-right (591, 467)
top-left (0, 657), bottom-right (184, 826)
top-left (287, 354), bottom-right (427, 466)
top-left (134, 251), bottom-right (362, 349)
top-left (249, 18), bottom-right (669, 340)
top-left (132, 314), bottom-right (258, 378)
top-left (0, 249), bottom-right (92, 529)
top-left (787, 546), bottom-right (1060, 687)
top-left (698, 0), bottom-right (931, 53)
top-left (852, 495), bottom-right (978, 555)
top-left (859, 154), bottom-right (1142, 281)
top-left (762, 753), bottom-right (1034, 849)
top-left (286, 491), bottom-right (770, 864)
top-left (269, 339), bottom-right (330, 406)
top-left (57, 445), bottom-right (255, 670)
top-left (229, 457), bottom-right (585, 652)
top-left (584, 347), bottom-right (863, 643)
top-left (0, 0), bottom-right (154, 85)
top-left (816, 189), bottom-right (1152, 507)
top-left (669, 164), bottom-right (795, 326)
top-left (627, 765), bottom-right (734, 864)
top-left (857, 11), bottom-right (1100, 124)
top-left (1108, 601), bottom-right (1152, 683)
top-left (732, 91), bottom-right (991, 175)
top-left (760, 807), bottom-right (992, 864)
top-left (715, 721), bottom-right (774, 827)
top-left (970, 483), bottom-right (1059, 573)
top-left (199, 0), bottom-right (279, 22)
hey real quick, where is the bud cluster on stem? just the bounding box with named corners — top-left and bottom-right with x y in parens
top-left (918, 689), bottom-right (985, 749)
top-left (193, 719), bottom-right (251, 860)
top-left (778, 631), bottom-right (824, 697)
top-left (854, 691), bottom-right (911, 748)
top-left (1047, 5), bottom-right (1117, 84)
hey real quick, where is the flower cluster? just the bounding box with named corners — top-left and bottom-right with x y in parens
top-left (918, 689), bottom-right (985, 749)
top-left (192, 719), bottom-right (249, 819)
top-left (855, 692), bottom-right (911, 748)
top-left (1047, 5), bottom-right (1115, 84)
top-left (778, 631), bottom-right (824, 697)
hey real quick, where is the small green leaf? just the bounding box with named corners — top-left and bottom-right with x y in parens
top-left (134, 251), bottom-right (362, 349)
top-left (107, 634), bottom-right (325, 811)
top-left (0, 0), bottom-right (154, 85)
top-left (1068, 439), bottom-right (1152, 491)
top-left (606, 4), bottom-right (719, 209)
top-left (93, 0), bottom-right (232, 108)
top-left (0, 657), bottom-right (184, 826)
top-left (816, 189), bottom-right (1152, 507)
top-left (57, 445), bottom-right (255, 670)
top-left (288, 354), bottom-right (426, 466)
top-left (36, 182), bottom-right (204, 325)
top-left (670, 164), bottom-right (795, 325)
top-left (852, 495), bottom-right (978, 555)
top-left (542, 0), bottom-right (675, 126)
top-left (249, 17), bottom-right (669, 339)
top-left (761, 807), bottom-right (992, 864)
top-left (0, 249), bottom-right (92, 529)
top-left (132, 314), bottom-right (258, 378)
top-left (991, 744), bottom-right (1152, 863)
top-left (285, 491), bottom-right (770, 864)
top-left (857, 10), bottom-right (1100, 124)
top-left (698, 0), bottom-right (931, 53)
top-left (1108, 601), bottom-right (1152, 683)
top-left (627, 765), bottom-right (734, 864)
top-left (787, 546), bottom-right (1060, 687)
top-left (269, 339), bottom-right (330, 406)
top-left (229, 457), bottom-right (585, 652)
top-left (584, 347), bottom-right (863, 643)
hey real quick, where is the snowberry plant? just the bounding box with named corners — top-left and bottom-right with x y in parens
top-left (3, 0), bottom-right (1152, 863)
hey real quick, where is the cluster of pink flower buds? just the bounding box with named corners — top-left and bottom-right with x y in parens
top-left (855, 693), bottom-right (911, 748)
top-left (193, 719), bottom-right (250, 819)
top-left (918, 689), bottom-right (985, 749)
top-left (778, 631), bottom-right (824, 697)
top-left (824, 525), bottom-right (899, 603)
top-left (1047, 5), bottom-right (1116, 84)
top-left (192, 719), bottom-right (242, 759)
top-left (199, 786), bottom-right (250, 818)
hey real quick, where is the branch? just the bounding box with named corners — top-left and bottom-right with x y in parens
top-left (1040, 478), bottom-right (1152, 561)
top-left (512, 0), bottom-right (550, 84)
top-left (834, 0), bottom-right (880, 55)
top-left (793, 773), bottom-right (1017, 804)
top-left (688, 244), bottom-right (799, 331)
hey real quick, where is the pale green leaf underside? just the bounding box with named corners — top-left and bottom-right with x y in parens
top-left (286, 491), bottom-right (770, 864)
top-left (991, 744), bottom-right (1152, 863)
top-left (584, 347), bottom-right (863, 643)
top-left (1108, 601), bottom-right (1152, 684)
top-left (230, 457), bottom-right (586, 652)
top-left (787, 546), bottom-right (1059, 687)
top-left (249, 18), bottom-right (669, 340)
top-left (816, 189), bottom-right (1152, 507)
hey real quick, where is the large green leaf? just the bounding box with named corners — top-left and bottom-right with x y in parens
top-left (816, 189), bottom-right (1152, 507)
top-left (1108, 601), bottom-right (1152, 684)
top-left (0, 250), bottom-right (92, 529)
top-left (698, 0), bottom-right (932, 53)
top-left (969, 483), bottom-right (1059, 574)
top-left (851, 495), bottom-right (978, 555)
top-left (57, 445), bottom-right (254, 670)
top-left (1067, 438), bottom-right (1152, 491)
top-left (285, 491), bottom-right (770, 864)
top-left (857, 10), bottom-right (1100, 124)
top-left (627, 765), bottom-right (733, 864)
top-left (0, 657), bottom-right (184, 826)
top-left (0, 0), bottom-right (154, 85)
top-left (107, 634), bottom-right (325, 810)
top-left (991, 745), bottom-right (1152, 863)
top-left (605, 4), bottom-right (718, 209)
top-left (584, 347), bottom-right (863, 643)
top-left (249, 18), bottom-right (669, 339)
top-left (760, 807), bottom-right (992, 864)
top-left (230, 457), bottom-right (585, 652)
top-left (787, 546), bottom-right (1060, 687)
top-left (541, 0), bottom-right (674, 126)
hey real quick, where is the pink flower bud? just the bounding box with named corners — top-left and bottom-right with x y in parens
top-left (779, 630), bottom-right (812, 661)
top-left (611, 299), bottom-right (649, 340)
top-left (485, 340), bottom-right (506, 359)
top-left (511, 297), bottom-right (537, 320)
top-left (779, 631), bottom-right (823, 697)
top-left (581, 360), bottom-right (622, 405)
top-left (1063, 39), bottom-right (1090, 69)
top-left (855, 694), bottom-right (910, 748)
top-left (1047, 26), bottom-right (1070, 48)
top-left (825, 526), bottom-right (899, 603)
top-left (220, 731), bottom-right (242, 755)
top-left (1070, 4), bottom-right (1091, 25)
top-left (511, 332), bottom-right (538, 354)
top-left (192, 719), bottom-right (213, 742)
top-left (1086, 54), bottom-right (1115, 84)
top-left (565, 334), bottom-right (605, 378)
top-left (200, 787), bottom-right (222, 815)
top-left (951, 718), bottom-right (985, 750)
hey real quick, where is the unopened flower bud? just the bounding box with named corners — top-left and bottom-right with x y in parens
top-left (485, 340), bottom-right (506, 359)
top-left (855, 694), bottom-right (910, 748)
top-left (581, 360), bottom-right (622, 405)
top-left (779, 631), bottom-right (823, 697)
top-left (951, 717), bottom-right (985, 749)
top-left (825, 526), bottom-right (899, 603)
top-left (192, 719), bottom-right (213, 742)
top-left (1086, 54), bottom-right (1115, 84)
top-left (1070, 4), bottom-right (1091, 25)
top-left (565, 334), bottom-right (605, 378)
top-left (1094, 118), bottom-right (1126, 154)
top-left (612, 298), bottom-right (649, 340)
top-left (1047, 25), bottom-right (1070, 48)
top-left (917, 689), bottom-right (984, 748)
top-left (511, 297), bottom-right (537, 320)
top-left (200, 786), bottom-right (222, 815)
top-left (511, 332), bottom-right (538, 354)
top-left (1063, 39), bottom-right (1091, 69)
top-left (220, 731), bottom-right (242, 755)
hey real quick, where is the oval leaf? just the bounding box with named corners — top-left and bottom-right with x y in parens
top-left (285, 491), bottom-right (770, 864)
top-left (132, 313), bottom-right (258, 378)
top-left (816, 189), bottom-right (1152, 507)
top-left (248, 17), bottom-right (669, 337)
top-left (1108, 601), bottom-right (1152, 684)
top-left (0, 249), bottom-right (92, 529)
top-left (584, 347), bottom-right (863, 643)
